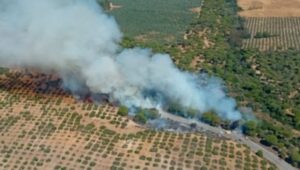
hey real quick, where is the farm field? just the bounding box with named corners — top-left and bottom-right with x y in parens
top-left (151, 0), bottom-right (300, 168)
top-left (242, 17), bottom-right (300, 51)
top-left (0, 71), bottom-right (276, 170)
top-left (98, 0), bottom-right (201, 43)
top-left (1, 0), bottom-right (300, 169)
top-left (237, 0), bottom-right (300, 17)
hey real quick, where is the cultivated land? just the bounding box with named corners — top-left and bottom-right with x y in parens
top-left (0, 71), bottom-right (276, 170)
top-left (99, 0), bottom-right (201, 43)
top-left (1, 0), bottom-right (300, 169)
top-left (237, 0), bottom-right (300, 17)
top-left (237, 0), bottom-right (300, 51)
top-left (238, 0), bottom-right (300, 51)
top-left (242, 17), bottom-right (300, 51)
top-left (114, 0), bottom-right (300, 168)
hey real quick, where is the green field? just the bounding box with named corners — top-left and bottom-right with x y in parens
top-left (99, 0), bottom-right (201, 43)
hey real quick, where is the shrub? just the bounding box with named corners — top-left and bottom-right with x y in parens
top-left (254, 32), bottom-right (272, 38)
top-left (201, 112), bottom-right (221, 126)
top-left (256, 150), bottom-right (263, 158)
top-left (117, 106), bottom-right (129, 116)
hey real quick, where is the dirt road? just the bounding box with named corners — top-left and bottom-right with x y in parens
top-left (159, 110), bottom-right (297, 170)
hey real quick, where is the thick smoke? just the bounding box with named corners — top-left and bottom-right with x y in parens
top-left (0, 0), bottom-right (242, 121)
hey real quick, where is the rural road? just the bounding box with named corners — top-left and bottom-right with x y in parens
top-left (159, 110), bottom-right (297, 170)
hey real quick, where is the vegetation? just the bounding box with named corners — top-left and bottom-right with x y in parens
top-left (167, 102), bottom-right (198, 118)
top-left (256, 150), bottom-right (263, 158)
top-left (134, 108), bottom-right (159, 124)
top-left (0, 68), bottom-right (8, 75)
top-left (289, 149), bottom-right (300, 167)
top-left (98, 0), bottom-right (201, 43)
top-left (254, 32), bottom-right (273, 39)
top-left (243, 120), bottom-right (257, 136)
top-left (0, 0), bottom-right (299, 168)
top-left (201, 112), bottom-right (221, 126)
top-left (134, 111), bottom-right (147, 124)
top-left (117, 106), bottom-right (129, 116)
top-left (242, 17), bottom-right (300, 51)
top-left (98, 0), bottom-right (110, 10)
top-left (263, 135), bottom-right (278, 146)
top-left (115, 0), bottom-right (300, 167)
top-left (0, 73), bottom-right (274, 169)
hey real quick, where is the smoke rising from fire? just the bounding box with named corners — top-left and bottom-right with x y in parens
top-left (0, 0), bottom-right (242, 121)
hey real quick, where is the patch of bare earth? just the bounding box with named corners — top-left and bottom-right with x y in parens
top-left (108, 2), bottom-right (122, 11)
top-left (203, 36), bottom-right (214, 49)
top-left (190, 55), bottom-right (206, 69)
top-left (189, 7), bottom-right (202, 14)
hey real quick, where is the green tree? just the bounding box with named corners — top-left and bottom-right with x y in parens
top-left (256, 150), bottom-right (263, 158)
top-left (117, 106), bottom-right (129, 116)
top-left (134, 111), bottom-right (147, 124)
top-left (290, 150), bottom-right (300, 166)
top-left (145, 109), bottom-right (159, 120)
top-left (264, 135), bottom-right (278, 146)
top-left (243, 120), bottom-right (257, 136)
top-left (186, 108), bottom-right (198, 118)
top-left (294, 109), bottom-right (300, 130)
top-left (98, 0), bottom-right (110, 10)
top-left (201, 112), bottom-right (221, 126)
top-left (167, 102), bottom-right (182, 115)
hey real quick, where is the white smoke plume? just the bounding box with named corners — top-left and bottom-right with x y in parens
top-left (0, 0), bottom-right (242, 121)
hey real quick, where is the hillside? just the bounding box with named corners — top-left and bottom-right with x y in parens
top-left (0, 0), bottom-right (300, 169)
top-left (0, 71), bottom-right (276, 170)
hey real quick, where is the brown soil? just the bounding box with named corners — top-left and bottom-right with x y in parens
top-left (288, 90), bottom-right (299, 99)
top-left (0, 70), bottom-right (276, 170)
top-left (189, 7), bottom-right (202, 14)
top-left (238, 0), bottom-right (300, 17)
top-left (190, 55), bottom-right (206, 69)
top-left (203, 36), bottom-right (214, 49)
top-left (109, 2), bottom-right (122, 11)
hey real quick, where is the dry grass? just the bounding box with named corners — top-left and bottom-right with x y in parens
top-left (238, 0), bottom-right (300, 17)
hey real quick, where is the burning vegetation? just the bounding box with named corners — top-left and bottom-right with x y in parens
top-left (0, 0), bottom-right (244, 124)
